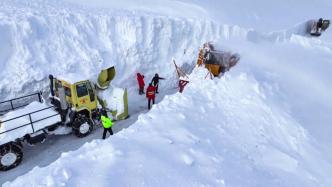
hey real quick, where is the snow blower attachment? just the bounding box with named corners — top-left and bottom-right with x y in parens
top-left (197, 42), bottom-right (240, 77)
top-left (0, 66), bottom-right (128, 171)
top-left (307, 18), bottom-right (330, 37)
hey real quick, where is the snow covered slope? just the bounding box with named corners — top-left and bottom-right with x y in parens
top-left (0, 101), bottom-right (61, 145)
top-left (5, 69), bottom-right (332, 187)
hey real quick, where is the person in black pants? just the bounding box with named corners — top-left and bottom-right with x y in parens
top-left (101, 111), bottom-right (113, 139)
top-left (146, 83), bottom-right (156, 110)
top-left (151, 73), bottom-right (165, 94)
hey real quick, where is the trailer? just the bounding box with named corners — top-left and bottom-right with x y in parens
top-left (0, 94), bottom-right (63, 171)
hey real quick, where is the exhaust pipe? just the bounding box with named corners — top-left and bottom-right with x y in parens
top-left (49, 74), bottom-right (55, 97)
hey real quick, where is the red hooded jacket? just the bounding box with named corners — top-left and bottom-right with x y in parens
top-left (146, 85), bottom-right (156, 99)
top-left (137, 73), bottom-right (145, 88)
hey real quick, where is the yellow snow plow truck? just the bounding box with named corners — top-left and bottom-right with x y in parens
top-left (197, 42), bottom-right (240, 77)
top-left (0, 67), bottom-right (128, 171)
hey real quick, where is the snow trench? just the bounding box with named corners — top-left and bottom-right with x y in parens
top-left (1, 4), bottom-right (327, 100)
top-left (0, 7), bottom-right (250, 100)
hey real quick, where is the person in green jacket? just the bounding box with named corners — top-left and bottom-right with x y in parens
top-left (101, 114), bottom-right (113, 139)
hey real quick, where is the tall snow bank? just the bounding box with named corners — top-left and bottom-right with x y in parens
top-left (5, 69), bottom-right (332, 187)
top-left (0, 0), bottom-right (250, 101)
top-left (1, 0), bottom-right (324, 101)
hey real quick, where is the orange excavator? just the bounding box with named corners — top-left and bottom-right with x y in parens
top-left (197, 42), bottom-right (240, 77)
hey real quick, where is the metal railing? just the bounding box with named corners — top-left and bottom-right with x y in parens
top-left (0, 106), bottom-right (60, 135)
top-left (0, 92), bottom-right (43, 115)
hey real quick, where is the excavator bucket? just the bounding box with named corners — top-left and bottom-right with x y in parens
top-left (97, 66), bottom-right (115, 89)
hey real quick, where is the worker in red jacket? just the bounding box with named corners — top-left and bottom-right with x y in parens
top-left (136, 73), bottom-right (145, 95)
top-left (146, 83), bottom-right (156, 110)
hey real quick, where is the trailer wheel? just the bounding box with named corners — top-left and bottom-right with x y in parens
top-left (0, 143), bottom-right (23, 171)
top-left (72, 115), bottom-right (93, 138)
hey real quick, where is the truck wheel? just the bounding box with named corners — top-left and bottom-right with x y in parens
top-left (72, 115), bottom-right (93, 138)
top-left (0, 143), bottom-right (23, 171)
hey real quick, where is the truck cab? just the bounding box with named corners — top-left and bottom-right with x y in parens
top-left (56, 80), bottom-right (98, 117)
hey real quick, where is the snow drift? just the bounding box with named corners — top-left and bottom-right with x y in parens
top-left (4, 69), bottom-right (332, 187)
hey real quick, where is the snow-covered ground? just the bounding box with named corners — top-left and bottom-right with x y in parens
top-left (1, 0), bottom-right (332, 186)
top-left (5, 68), bottom-right (332, 187)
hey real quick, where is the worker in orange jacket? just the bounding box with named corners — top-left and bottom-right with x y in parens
top-left (146, 83), bottom-right (156, 110)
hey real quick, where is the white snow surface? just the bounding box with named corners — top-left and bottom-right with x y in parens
top-left (1, 0), bottom-right (332, 186)
top-left (5, 69), bottom-right (332, 187)
top-left (0, 102), bottom-right (61, 145)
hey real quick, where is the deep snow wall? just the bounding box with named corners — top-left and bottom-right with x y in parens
top-left (1, 0), bottom-right (332, 156)
top-left (1, 0), bottom-right (328, 99)
top-left (1, 0), bottom-right (332, 159)
top-left (0, 1), bottom-right (250, 100)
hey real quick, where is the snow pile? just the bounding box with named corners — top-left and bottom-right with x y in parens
top-left (0, 101), bottom-right (61, 145)
top-left (4, 69), bottom-right (332, 187)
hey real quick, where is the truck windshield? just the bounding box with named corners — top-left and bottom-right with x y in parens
top-left (76, 83), bottom-right (88, 97)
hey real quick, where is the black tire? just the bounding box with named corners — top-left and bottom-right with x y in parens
top-left (72, 114), bottom-right (93, 138)
top-left (0, 143), bottom-right (23, 171)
